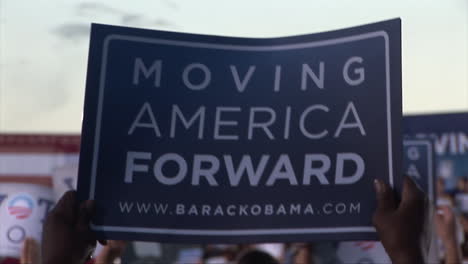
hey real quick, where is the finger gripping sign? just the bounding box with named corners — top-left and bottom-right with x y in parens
top-left (78, 19), bottom-right (402, 243)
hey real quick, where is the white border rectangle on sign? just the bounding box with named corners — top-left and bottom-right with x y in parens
top-left (88, 31), bottom-right (392, 235)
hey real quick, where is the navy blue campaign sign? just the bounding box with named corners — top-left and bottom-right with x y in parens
top-left (403, 139), bottom-right (435, 201)
top-left (78, 19), bottom-right (402, 243)
top-left (404, 113), bottom-right (468, 193)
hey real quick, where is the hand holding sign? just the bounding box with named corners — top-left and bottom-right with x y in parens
top-left (372, 177), bottom-right (426, 264)
top-left (41, 191), bottom-right (102, 264)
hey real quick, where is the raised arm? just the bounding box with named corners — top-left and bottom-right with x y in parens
top-left (41, 191), bottom-right (105, 264)
top-left (372, 177), bottom-right (426, 264)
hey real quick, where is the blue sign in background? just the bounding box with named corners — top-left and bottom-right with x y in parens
top-left (78, 19), bottom-right (402, 242)
top-left (404, 113), bottom-right (468, 193)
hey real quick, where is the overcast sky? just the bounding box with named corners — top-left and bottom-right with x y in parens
top-left (0, 0), bottom-right (467, 133)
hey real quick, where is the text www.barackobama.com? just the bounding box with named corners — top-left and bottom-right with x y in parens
top-left (118, 202), bottom-right (361, 216)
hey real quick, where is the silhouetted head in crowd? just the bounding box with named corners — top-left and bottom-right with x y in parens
top-left (236, 249), bottom-right (279, 264)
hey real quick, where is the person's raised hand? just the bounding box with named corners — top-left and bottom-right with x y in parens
top-left (372, 176), bottom-right (426, 264)
top-left (435, 205), bottom-right (457, 243)
top-left (41, 190), bottom-right (104, 264)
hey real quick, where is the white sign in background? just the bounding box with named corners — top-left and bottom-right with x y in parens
top-left (0, 183), bottom-right (54, 258)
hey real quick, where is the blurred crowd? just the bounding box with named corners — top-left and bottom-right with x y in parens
top-left (435, 177), bottom-right (468, 263)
